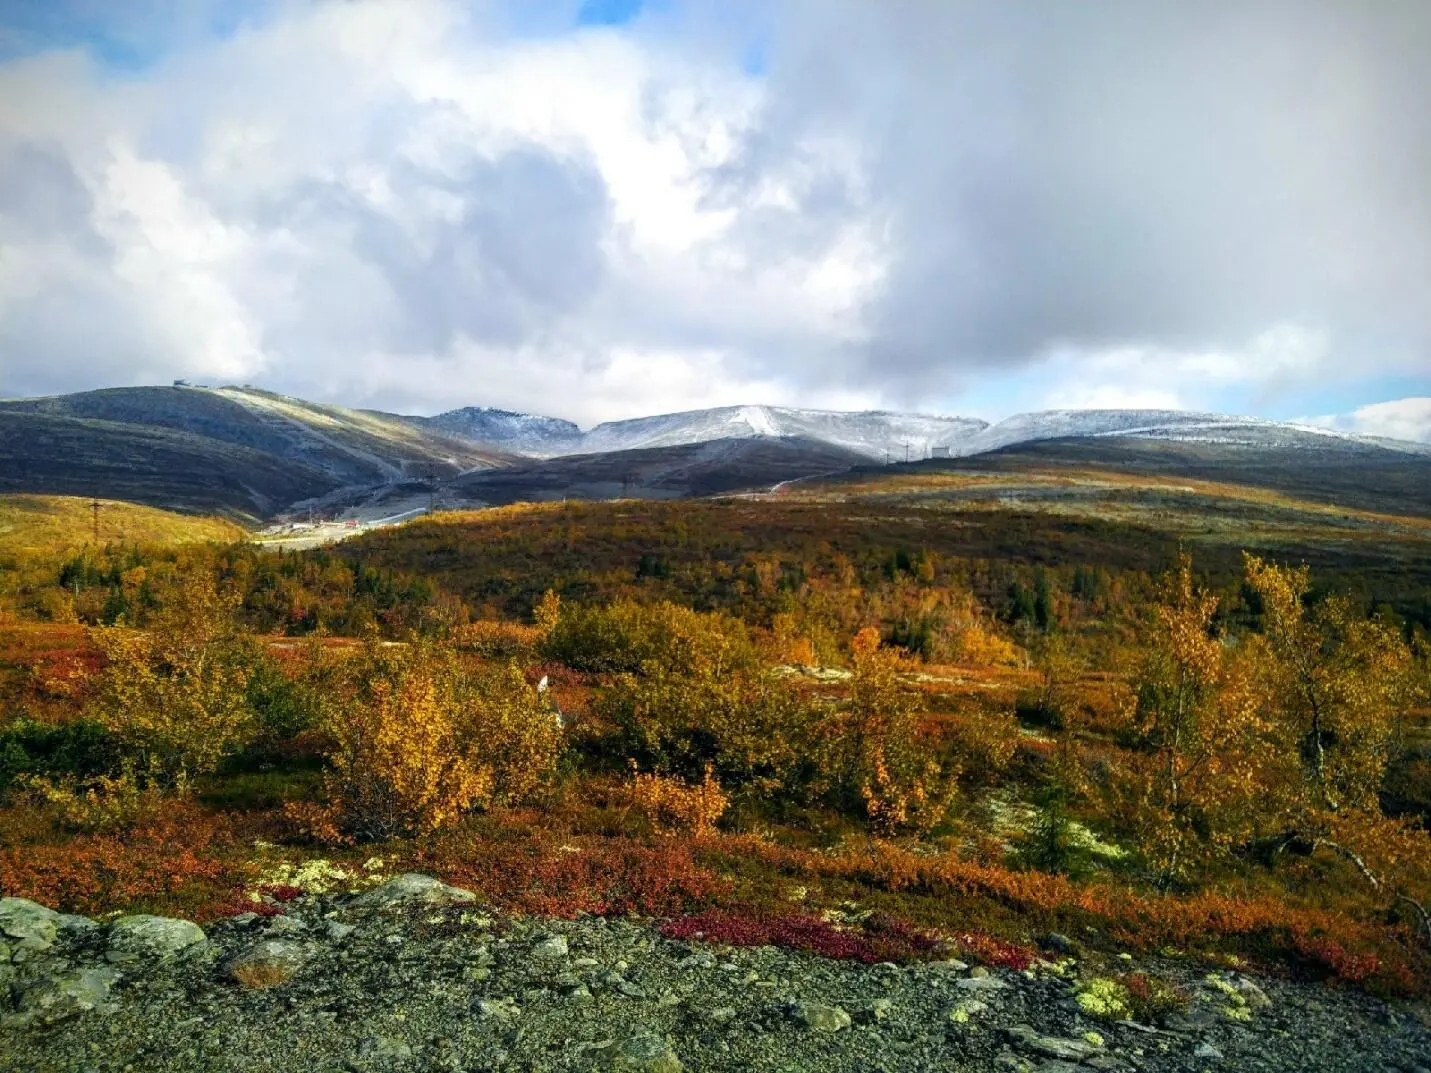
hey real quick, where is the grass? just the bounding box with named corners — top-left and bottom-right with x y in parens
top-left (0, 494), bottom-right (247, 556)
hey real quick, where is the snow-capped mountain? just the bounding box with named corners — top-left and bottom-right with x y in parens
top-left (420, 407), bottom-right (583, 455)
top-left (951, 409), bottom-right (1431, 457)
top-left (423, 401), bottom-right (1431, 461)
top-left (426, 403), bottom-right (990, 461)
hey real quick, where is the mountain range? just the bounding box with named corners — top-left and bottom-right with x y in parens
top-left (1, 385), bottom-right (1427, 520)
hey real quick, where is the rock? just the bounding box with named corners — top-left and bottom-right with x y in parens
top-left (955, 975), bottom-right (1010, 992)
top-left (1194, 1042), bottom-right (1224, 1059)
top-left (1005, 1024), bottom-right (1101, 1062)
top-left (1231, 976), bottom-right (1271, 1010)
top-left (929, 958), bottom-right (971, 973)
top-left (262, 915), bottom-right (307, 938)
top-left (610, 1033), bottom-right (683, 1073)
top-left (347, 873), bottom-right (476, 909)
top-left (1041, 932), bottom-right (1074, 956)
top-left (476, 997), bottom-right (520, 1020)
top-left (324, 920), bottom-right (356, 942)
top-left (58, 913), bottom-right (100, 937)
top-left (358, 1035), bottom-right (413, 1061)
top-left (968, 965), bottom-right (991, 978)
top-left (532, 934), bottom-right (569, 959)
top-left (0, 897), bottom-right (63, 953)
top-left (105, 915), bottom-right (206, 964)
top-left (788, 1001), bottom-right (852, 1032)
top-left (856, 997), bottom-right (894, 1024)
top-left (227, 939), bottom-right (310, 989)
top-left (5, 966), bottom-right (119, 1027)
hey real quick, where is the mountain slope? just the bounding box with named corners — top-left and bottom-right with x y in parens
top-left (448, 436), bottom-right (869, 505)
top-left (940, 434), bottom-right (1431, 519)
top-left (954, 408), bottom-right (1431, 458)
top-left (426, 403), bottom-right (988, 460)
top-left (0, 387), bottom-right (507, 518)
top-left (0, 494), bottom-right (246, 555)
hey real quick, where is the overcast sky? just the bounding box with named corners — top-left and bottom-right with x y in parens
top-left (0, 0), bottom-right (1428, 439)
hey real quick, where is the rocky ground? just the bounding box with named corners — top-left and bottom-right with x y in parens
top-left (3, 874), bottom-right (1429, 1073)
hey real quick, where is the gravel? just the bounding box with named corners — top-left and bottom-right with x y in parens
top-left (3, 874), bottom-right (1429, 1073)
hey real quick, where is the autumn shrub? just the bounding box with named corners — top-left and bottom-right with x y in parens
top-left (543, 599), bottom-right (756, 676)
top-left (419, 822), bottom-right (725, 917)
top-left (1108, 556), bottom-right (1283, 883)
top-left (308, 638), bottom-right (562, 841)
top-left (452, 619), bottom-right (543, 659)
top-left (0, 807), bottom-right (244, 918)
top-left (626, 766), bottom-right (729, 833)
top-left (19, 763), bottom-right (177, 834)
top-left (815, 629), bottom-right (955, 834)
top-left (89, 573), bottom-right (261, 782)
top-left (944, 700), bottom-right (1021, 785)
top-left (1122, 972), bottom-right (1190, 1022)
top-left (600, 663), bottom-right (823, 792)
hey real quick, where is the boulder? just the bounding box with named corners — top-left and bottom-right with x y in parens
top-left (788, 1001), bottom-right (852, 1032)
top-left (1005, 1024), bottom-right (1101, 1062)
top-left (5, 966), bottom-right (119, 1027)
top-left (228, 939), bottom-right (311, 989)
top-left (105, 915), bottom-right (206, 964)
top-left (955, 975), bottom-right (1010, 992)
top-left (347, 873), bottom-right (476, 909)
top-left (532, 934), bottom-right (569, 959)
top-left (0, 897), bottom-right (64, 953)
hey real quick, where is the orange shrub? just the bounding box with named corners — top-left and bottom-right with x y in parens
top-left (452, 619), bottom-right (543, 658)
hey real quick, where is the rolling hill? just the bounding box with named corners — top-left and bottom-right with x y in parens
top-left (0, 494), bottom-right (246, 556)
top-left (2, 385), bottom-right (1428, 521)
top-left (0, 386), bottom-right (505, 519)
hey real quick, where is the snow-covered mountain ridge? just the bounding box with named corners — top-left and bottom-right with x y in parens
top-left (425, 403), bottom-right (1431, 461)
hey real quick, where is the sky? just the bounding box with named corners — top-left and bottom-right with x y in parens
top-left (0, 0), bottom-right (1428, 440)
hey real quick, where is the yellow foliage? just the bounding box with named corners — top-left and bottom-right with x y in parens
top-left (22, 762), bottom-right (179, 834)
top-left (1115, 555), bottom-right (1279, 880)
top-left (626, 766), bottom-right (729, 834)
top-left (1244, 553), bottom-right (1416, 814)
top-left (312, 638), bottom-right (562, 841)
top-left (451, 619), bottom-right (543, 658)
top-left (89, 571), bottom-right (259, 780)
top-left (823, 628), bottom-right (956, 835)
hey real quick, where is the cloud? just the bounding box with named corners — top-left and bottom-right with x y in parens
top-left (1307, 397), bottom-right (1431, 444)
top-left (0, 0), bottom-right (1427, 423)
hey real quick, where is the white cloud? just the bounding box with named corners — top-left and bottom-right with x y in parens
top-left (1306, 397), bottom-right (1431, 444)
top-left (0, 1), bottom-right (1427, 425)
top-left (0, 0), bottom-right (885, 420)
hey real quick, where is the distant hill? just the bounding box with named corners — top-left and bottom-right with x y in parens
top-left (0, 386), bottom-right (504, 519)
top-left (447, 436), bottom-right (870, 505)
top-left (942, 435), bottom-right (1431, 519)
top-left (2, 385), bottom-right (1426, 519)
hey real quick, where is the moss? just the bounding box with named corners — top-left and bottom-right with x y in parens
top-left (1073, 977), bottom-right (1132, 1021)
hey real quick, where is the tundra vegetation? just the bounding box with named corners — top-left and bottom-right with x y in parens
top-left (0, 489), bottom-right (1429, 995)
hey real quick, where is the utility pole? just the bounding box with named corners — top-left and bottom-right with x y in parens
top-left (91, 498), bottom-right (100, 543)
top-left (903, 443), bottom-right (910, 464)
